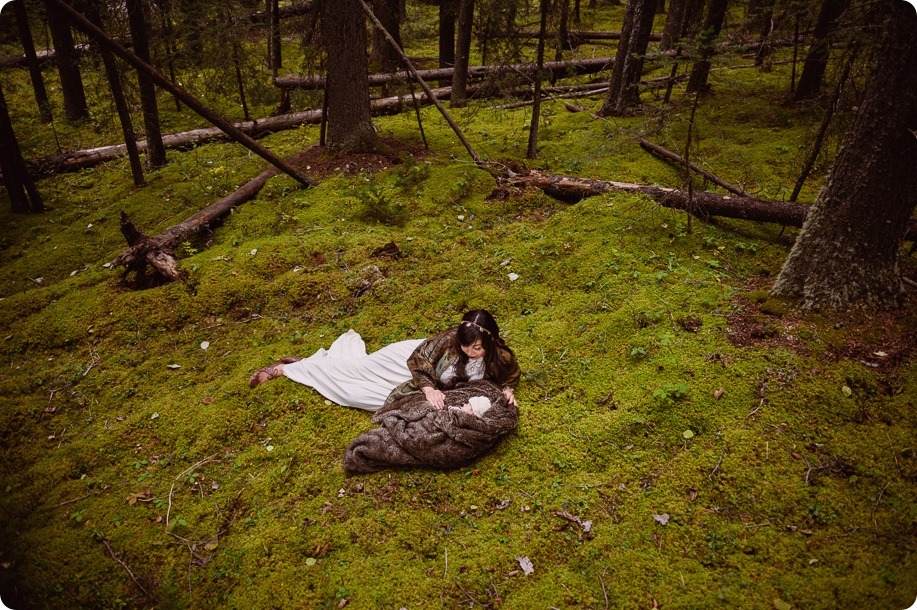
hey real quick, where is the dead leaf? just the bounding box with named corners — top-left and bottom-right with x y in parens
top-left (687, 488), bottom-right (698, 502)
top-left (714, 388), bottom-right (725, 399)
top-left (337, 599), bottom-right (348, 608)
top-left (653, 513), bottom-right (670, 526)
top-left (515, 556), bottom-right (534, 576)
top-left (791, 452), bottom-right (803, 460)
top-left (126, 489), bottom-right (152, 506)
top-left (495, 499), bottom-right (511, 510)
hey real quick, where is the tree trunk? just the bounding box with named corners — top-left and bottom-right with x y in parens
top-left (659, 0), bottom-right (701, 51)
top-left (555, 0), bottom-right (571, 61)
top-left (266, 0), bottom-right (282, 75)
top-left (371, 0), bottom-right (403, 72)
top-left (528, 0), bottom-right (550, 159)
top-left (126, 0), bottom-right (166, 168)
top-left (0, 82), bottom-right (44, 213)
top-left (439, 0), bottom-right (457, 87)
top-left (751, 0), bottom-right (775, 67)
top-left (792, 0), bottom-right (850, 101)
top-left (686, 0), bottom-right (729, 93)
top-left (598, 0), bottom-right (656, 116)
top-left (451, 0), bottom-right (474, 107)
top-left (771, 0), bottom-right (917, 310)
top-left (85, 2), bottom-right (145, 187)
top-left (44, 0), bottom-right (88, 121)
top-left (321, 0), bottom-right (378, 153)
top-left (15, 0), bottom-right (52, 122)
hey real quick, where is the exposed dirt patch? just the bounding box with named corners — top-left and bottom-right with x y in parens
top-left (726, 279), bottom-right (916, 374)
top-left (287, 137), bottom-right (428, 180)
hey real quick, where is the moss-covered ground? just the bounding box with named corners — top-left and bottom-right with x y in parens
top-left (1, 4), bottom-right (916, 609)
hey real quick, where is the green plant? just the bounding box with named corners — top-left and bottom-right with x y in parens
top-left (653, 383), bottom-right (690, 406)
top-left (347, 180), bottom-right (406, 226)
top-left (394, 161), bottom-right (431, 191)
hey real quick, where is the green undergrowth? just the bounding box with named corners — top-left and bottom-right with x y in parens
top-left (1, 32), bottom-right (916, 610)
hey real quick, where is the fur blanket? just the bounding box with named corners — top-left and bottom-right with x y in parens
top-left (343, 381), bottom-right (518, 473)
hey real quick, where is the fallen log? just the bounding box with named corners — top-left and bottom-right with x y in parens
top-left (113, 150), bottom-right (309, 284)
top-left (485, 29), bottom-right (662, 43)
top-left (0, 42), bottom-right (94, 69)
top-left (638, 139), bottom-right (750, 197)
top-left (275, 56), bottom-right (614, 91)
top-left (47, 0), bottom-right (315, 187)
top-left (247, 1), bottom-right (314, 23)
top-left (504, 170), bottom-right (917, 241)
top-left (27, 83), bottom-right (478, 178)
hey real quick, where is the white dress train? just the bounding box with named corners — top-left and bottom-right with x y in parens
top-left (282, 330), bottom-right (424, 411)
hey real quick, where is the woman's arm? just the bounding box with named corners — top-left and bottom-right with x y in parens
top-left (407, 328), bottom-right (456, 409)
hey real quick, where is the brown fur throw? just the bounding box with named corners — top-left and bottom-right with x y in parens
top-left (343, 381), bottom-right (518, 473)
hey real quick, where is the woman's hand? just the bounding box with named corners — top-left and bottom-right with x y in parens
top-left (422, 386), bottom-right (446, 409)
top-left (502, 387), bottom-right (517, 406)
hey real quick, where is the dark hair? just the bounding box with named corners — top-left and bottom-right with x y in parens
top-left (442, 310), bottom-right (516, 389)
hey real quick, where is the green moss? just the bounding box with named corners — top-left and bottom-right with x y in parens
top-left (1, 14), bottom-right (915, 610)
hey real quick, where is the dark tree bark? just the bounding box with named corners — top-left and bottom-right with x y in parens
top-left (528, 0), bottom-right (550, 159)
top-left (598, 0), bottom-right (656, 116)
top-left (44, 0), bottom-right (88, 121)
top-left (439, 0), bottom-right (457, 73)
top-left (176, 0), bottom-right (204, 60)
top-left (659, 0), bottom-right (701, 51)
top-left (153, 0), bottom-right (182, 111)
top-left (685, 0), bottom-right (729, 93)
top-left (772, 0), bottom-right (917, 310)
top-left (85, 2), bottom-right (145, 187)
top-left (320, 0), bottom-right (378, 152)
top-left (793, 0), bottom-right (851, 101)
top-left (0, 82), bottom-right (44, 213)
top-left (15, 0), bottom-right (52, 122)
top-left (555, 0), bottom-right (572, 61)
top-left (370, 0), bottom-right (403, 72)
top-left (450, 0), bottom-right (474, 107)
top-left (752, 0), bottom-right (774, 67)
top-left (126, 0), bottom-right (166, 168)
top-left (267, 0), bottom-right (282, 74)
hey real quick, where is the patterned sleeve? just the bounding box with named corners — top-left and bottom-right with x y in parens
top-left (498, 347), bottom-right (522, 389)
top-left (406, 327), bottom-right (456, 389)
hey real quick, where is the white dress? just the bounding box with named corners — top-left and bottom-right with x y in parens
top-left (282, 330), bottom-right (424, 411)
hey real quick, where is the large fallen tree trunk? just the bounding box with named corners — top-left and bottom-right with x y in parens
top-left (113, 150), bottom-right (309, 284)
top-left (275, 56), bottom-right (614, 91)
top-left (26, 83), bottom-right (479, 178)
top-left (505, 170), bottom-right (917, 241)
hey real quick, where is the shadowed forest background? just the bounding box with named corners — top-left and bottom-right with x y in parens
top-left (0, 0), bottom-right (915, 607)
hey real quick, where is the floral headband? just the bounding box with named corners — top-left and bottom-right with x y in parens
top-left (462, 320), bottom-right (492, 337)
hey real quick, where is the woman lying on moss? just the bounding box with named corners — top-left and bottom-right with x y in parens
top-left (249, 309), bottom-right (521, 412)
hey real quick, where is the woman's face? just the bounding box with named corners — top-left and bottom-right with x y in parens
top-left (461, 340), bottom-right (485, 360)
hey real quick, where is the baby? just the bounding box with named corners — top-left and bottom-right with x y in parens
top-left (453, 395), bottom-right (493, 418)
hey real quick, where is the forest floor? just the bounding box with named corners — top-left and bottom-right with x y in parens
top-left (1, 5), bottom-right (916, 610)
